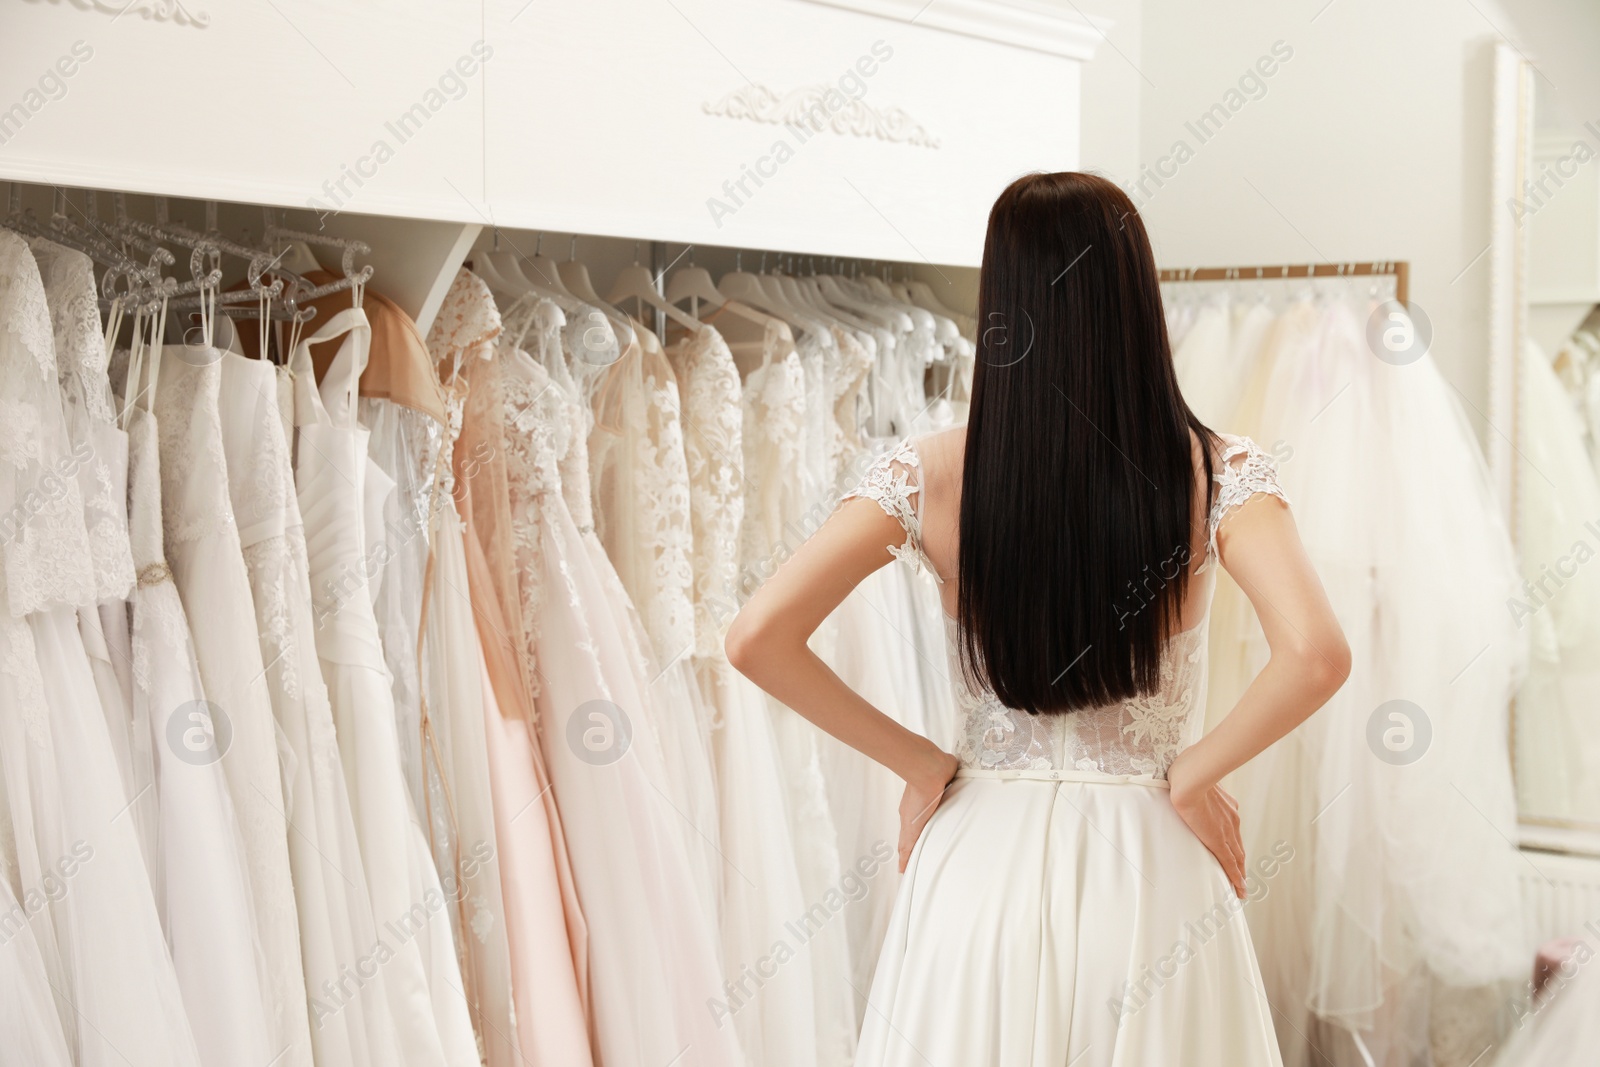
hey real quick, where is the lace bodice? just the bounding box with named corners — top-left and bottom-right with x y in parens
top-left (843, 432), bottom-right (1287, 780)
top-left (670, 326), bottom-right (744, 659)
top-left (32, 239), bottom-right (135, 604)
top-left (0, 229), bottom-right (95, 616)
top-left (739, 330), bottom-right (807, 568)
top-left (590, 331), bottom-right (696, 668)
top-left (508, 294), bottom-right (597, 532)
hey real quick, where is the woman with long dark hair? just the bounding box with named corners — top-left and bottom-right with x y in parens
top-left (726, 171), bottom-right (1348, 1063)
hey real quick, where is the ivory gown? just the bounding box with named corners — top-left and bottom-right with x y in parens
top-left (1, 227), bottom-right (205, 1067)
top-left (849, 434), bottom-right (1287, 1067)
top-left (288, 307), bottom-right (479, 1067)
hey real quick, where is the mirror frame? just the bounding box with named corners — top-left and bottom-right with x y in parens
top-left (1490, 41), bottom-right (1600, 853)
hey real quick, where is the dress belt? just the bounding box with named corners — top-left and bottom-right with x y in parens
top-left (955, 767), bottom-right (1170, 789)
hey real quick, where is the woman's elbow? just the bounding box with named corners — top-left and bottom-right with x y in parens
top-left (724, 609), bottom-right (767, 676)
top-left (1302, 628), bottom-right (1351, 699)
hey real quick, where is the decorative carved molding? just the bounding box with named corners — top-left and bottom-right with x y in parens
top-left (25, 0), bottom-right (211, 28)
top-left (703, 84), bottom-right (940, 148)
top-left (795, 0), bottom-right (1106, 61)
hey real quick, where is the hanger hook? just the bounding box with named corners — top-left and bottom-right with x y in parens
top-left (569, 235), bottom-right (578, 261)
top-left (534, 232), bottom-right (544, 256)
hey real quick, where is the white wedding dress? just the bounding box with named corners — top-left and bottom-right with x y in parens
top-left (740, 328), bottom-right (859, 1065)
top-left (118, 364), bottom-right (275, 1067)
top-left (288, 307), bottom-right (479, 1067)
top-left (848, 433), bottom-right (1286, 1067)
top-left (588, 321), bottom-right (724, 916)
top-left (1, 227), bottom-right (204, 1067)
top-left (217, 350), bottom-right (404, 1067)
top-left (155, 331), bottom-right (314, 1067)
top-left (670, 322), bottom-right (820, 1067)
top-left (1513, 338), bottom-right (1600, 819)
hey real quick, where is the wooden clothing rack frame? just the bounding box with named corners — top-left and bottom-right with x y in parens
top-left (1157, 260), bottom-right (1409, 307)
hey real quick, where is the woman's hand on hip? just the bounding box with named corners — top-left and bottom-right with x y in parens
top-left (897, 748), bottom-right (960, 873)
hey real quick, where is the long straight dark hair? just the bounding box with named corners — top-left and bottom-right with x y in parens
top-left (957, 172), bottom-right (1216, 715)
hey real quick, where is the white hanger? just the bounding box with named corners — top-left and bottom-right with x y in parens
top-left (557, 236), bottom-right (634, 337)
top-left (491, 248), bottom-right (579, 311)
top-left (720, 252), bottom-right (805, 329)
top-left (525, 233), bottom-right (580, 303)
top-left (820, 272), bottom-right (905, 332)
top-left (608, 247), bottom-right (702, 333)
top-left (664, 256), bottom-right (784, 332)
top-left (471, 230), bottom-right (524, 298)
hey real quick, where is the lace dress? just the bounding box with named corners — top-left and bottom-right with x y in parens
top-left (588, 323), bottom-right (723, 914)
top-left (465, 294), bottom-right (740, 1067)
top-left (217, 351), bottom-right (403, 1067)
top-left (671, 323), bottom-right (820, 1067)
top-left (431, 272), bottom-right (592, 1067)
top-left (1, 228), bottom-right (204, 1067)
top-left (288, 308), bottom-right (479, 1067)
top-left (740, 328), bottom-right (859, 1065)
top-left (846, 433), bottom-right (1287, 1067)
top-left (30, 240), bottom-right (140, 832)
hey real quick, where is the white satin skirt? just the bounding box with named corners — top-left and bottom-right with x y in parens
top-left (856, 770), bottom-right (1285, 1066)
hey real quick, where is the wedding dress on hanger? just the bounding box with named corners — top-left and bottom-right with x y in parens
top-left (288, 307), bottom-right (478, 1067)
top-left (1367, 300), bottom-right (1524, 1062)
top-left (1514, 338), bottom-right (1600, 818)
top-left (849, 432), bottom-right (1286, 1067)
top-left (0, 872), bottom-right (72, 1067)
top-left (29, 240), bottom-right (140, 832)
top-left (431, 272), bottom-right (593, 1067)
top-left (347, 279), bottom-right (523, 1067)
top-left (154, 308), bottom-right (313, 1067)
top-left (99, 311), bottom-right (279, 1067)
top-left (740, 321), bottom-right (859, 1065)
top-left (668, 320), bottom-right (819, 1067)
top-left (442, 270), bottom-right (739, 1067)
top-left (1, 227), bottom-right (205, 1067)
top-left (588, 317), bottom-right (723, 914)
top-left (1174, 294), bottom-right (1231, 424)
top-left (215, 345), bottom-right (403, 1067)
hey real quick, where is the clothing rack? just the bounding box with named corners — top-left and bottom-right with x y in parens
top-left (1158, 260), bottom-right (1409, 307)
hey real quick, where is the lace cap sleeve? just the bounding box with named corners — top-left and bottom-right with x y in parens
top-left (841, 438), bottom-right (941, 583)
top-left (1204, 434), bottom-right (1289, 568)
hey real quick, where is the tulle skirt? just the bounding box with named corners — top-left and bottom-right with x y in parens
top-left (857, 773), bottom-right (1284, 1067)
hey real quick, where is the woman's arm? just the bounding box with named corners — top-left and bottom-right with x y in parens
top-left (726, 498), bottom-right (958, 870)
top-left (1167, 493), bottom-right (1350, 890)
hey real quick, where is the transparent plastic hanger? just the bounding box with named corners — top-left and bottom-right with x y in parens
top-left (6, 186), bottom-right (174, 304)
top-left (261, 207), bottom-right (372, 304)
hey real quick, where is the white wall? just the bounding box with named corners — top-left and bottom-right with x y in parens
top-left (1084, 0), bottom-right (1521, 421)
top-left (1075, 0), bottom-right (1143, 183)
